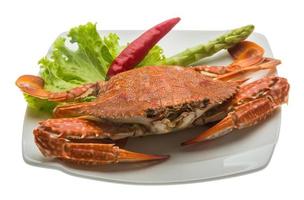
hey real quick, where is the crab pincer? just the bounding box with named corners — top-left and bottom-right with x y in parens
top-left (34, 118), bottom-right (169, 165)
top-left (182, 76), bottom-right (289, 146)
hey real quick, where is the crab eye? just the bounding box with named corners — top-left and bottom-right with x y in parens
top-left (202, 98), bottom-right (210, 107)
top-left (146, 109), bottom-right (157, 118)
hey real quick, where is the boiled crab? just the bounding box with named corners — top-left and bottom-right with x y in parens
top-left (16, 41), bottom-right (289, 165)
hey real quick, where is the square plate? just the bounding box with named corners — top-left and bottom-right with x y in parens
top-left (22, 30), bottom-right (281, 184)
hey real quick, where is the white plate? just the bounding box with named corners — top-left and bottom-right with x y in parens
top-left (22, 30), bottom-right (280, 184)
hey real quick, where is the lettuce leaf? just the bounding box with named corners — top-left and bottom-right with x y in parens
top-left (24, 94), bottom-right (58, 113)
top-left (137, 45), bottom-right (166, 67)
top-left (25, 22), bottom-right (165, 112)
top-left (40, 23), bottom-right (120, 92)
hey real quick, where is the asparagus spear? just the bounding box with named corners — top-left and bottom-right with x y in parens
top-left (164, 25), bottom-right (254, 66)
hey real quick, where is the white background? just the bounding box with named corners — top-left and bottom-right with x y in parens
top-left (0, 0), bottom-right (302, 199)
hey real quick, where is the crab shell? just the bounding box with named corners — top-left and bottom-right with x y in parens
top-left (54, 66), bottom-right (238, 138)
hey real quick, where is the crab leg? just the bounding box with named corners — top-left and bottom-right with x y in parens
top-left (182, 98), bottom-right (277, 145)
top-left (215, 58), bottom-right (281, 81)
top-left (34, 118), bottom-right (168, 165)
top-left (191, 41), bottom-right (279, 82)
top-left (192, 56), bottom-right (264, 77)
top-left (193, 58), bottom-right (280, 82)
top-left (182, 76), bottom-right (289, 146)
top-left (16, 75), bottom-right (102, 102)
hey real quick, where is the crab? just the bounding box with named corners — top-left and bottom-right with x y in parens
top-left (16, 41), bottom-right (289, 165)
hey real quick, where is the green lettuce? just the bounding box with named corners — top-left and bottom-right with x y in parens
top-left (40, 23), bottom-right (120, 92)
top-left (138, 45), bottom-right (166, 67)
top-left (24, 94), bottom-right (58, 113)
top-left (25, 22), bottom-right (165, 112)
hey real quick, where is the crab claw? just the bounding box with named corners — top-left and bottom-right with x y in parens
top-left (117, 149), bottom-right (169, 163)
top-left (181, 115), bottom-right (234, 146)
top-left (16, 75), bottom-right (49, 99)
top-left (34, 118), bottom-right (169, 165)
top-left (181, 97), bottom-right (276, 146)
top-left (182, 76), bottom-right (289, 146)
top-left (35, 128), bottom-right (169, 165)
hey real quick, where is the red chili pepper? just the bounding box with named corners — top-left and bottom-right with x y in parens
top-left (106, 17), bottom-right (181, 79)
